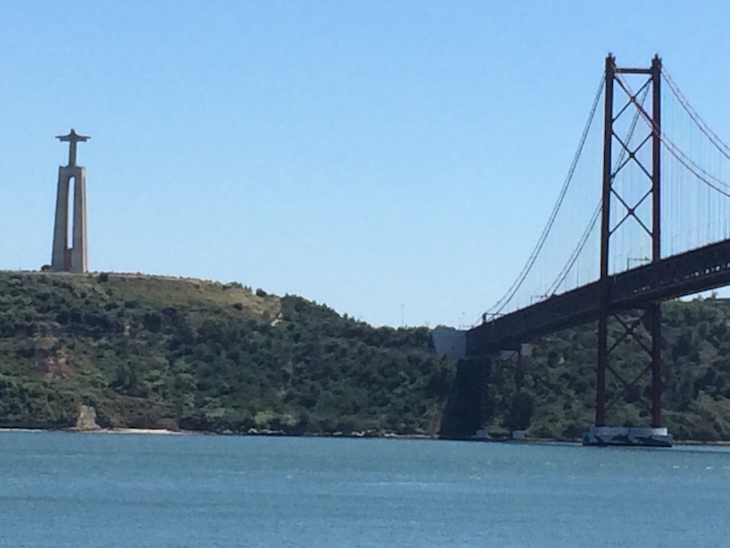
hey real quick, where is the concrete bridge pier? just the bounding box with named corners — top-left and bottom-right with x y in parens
top-left (582, 426), bottom-right (672, 447)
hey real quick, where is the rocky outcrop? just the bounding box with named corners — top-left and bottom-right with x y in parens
top-left (75, 404), bottom-right (100, 431)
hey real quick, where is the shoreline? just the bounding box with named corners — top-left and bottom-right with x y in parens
top-left (2, 427), bottom-right (730, 446)
top-left (0, 427), bottom-right (185, 436)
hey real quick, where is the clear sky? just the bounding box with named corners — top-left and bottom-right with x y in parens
top-left (2, 1), bottom-right (730, 327)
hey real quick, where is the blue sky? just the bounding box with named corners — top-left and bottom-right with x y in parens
top-left (2, 1), bottom-right (730, 327)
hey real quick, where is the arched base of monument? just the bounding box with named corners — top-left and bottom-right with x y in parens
top-left (582, 426), bottom-right (672, 447)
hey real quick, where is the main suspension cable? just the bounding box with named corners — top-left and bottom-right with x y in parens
top-left (614, 70), bottom-right (730, 196)
top-left (545, 83), bottom-right (650, 295)
top-left (485, 74), bottom-right (605, 316)
top-left (663, 68), bottom-right (730, 161)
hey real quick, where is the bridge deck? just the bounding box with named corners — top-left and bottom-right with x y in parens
top-left (467, 239), bottom-right (730, 355)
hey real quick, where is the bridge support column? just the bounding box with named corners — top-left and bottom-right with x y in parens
top-left (585, 54), bottom-right (671, 447)
top-left (649, 53), bottom-right (663, 430)
top-left (595, 54), bottom-right (614, 429)
top-left (649, 301), bottom-right (662, 428)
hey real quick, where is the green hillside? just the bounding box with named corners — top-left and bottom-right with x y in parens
top-left (3, 270), bottom-right (730, 442)
top-left (0, 271), bottom-right (454, 435)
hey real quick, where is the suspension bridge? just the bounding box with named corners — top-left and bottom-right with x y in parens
top-left (450, 54), bottom-right (730, 446)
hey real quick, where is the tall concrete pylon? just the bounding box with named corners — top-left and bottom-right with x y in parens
top-left (51, 129), bottom-right (90, 273)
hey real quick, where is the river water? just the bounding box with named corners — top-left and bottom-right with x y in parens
top-left (0, 432), bottom-right (728, 547)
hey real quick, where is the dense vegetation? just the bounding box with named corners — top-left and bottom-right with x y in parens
top-left (2, 270), bottom-right (730, 441)
top-left (0, 271), bottom-right (453, 435)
